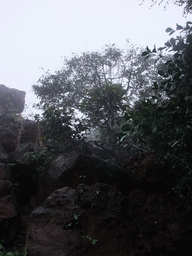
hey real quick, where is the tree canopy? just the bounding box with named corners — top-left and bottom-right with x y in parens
top-left (32, 43), bottom-right (158, 144)
top-left (121, 21), bottom-right (192, 199)
top-left (141, 0), bottom-right (192, 14)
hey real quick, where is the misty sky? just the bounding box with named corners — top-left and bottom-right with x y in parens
top-left (0, 0), bottom-right (189, 116)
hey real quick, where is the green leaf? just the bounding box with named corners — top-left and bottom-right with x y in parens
top-left (176, 24), bottom-right (183, 30)
top-left (169, 30), bottom-right (175, 36)
top-left (170, 38), bottom-right (175, 45)
top-left (152, 45), bottom-right (156, 53)
top-left (158, 46), bottom-right (166, 51)
top-left (166, 27), bottom-right (173, 33)
top-left (86, 235), bottom-right (92, 240)
top-left (23, 246), bottom-right (28, 256)
top-left (154, 57), bottom-right (161, 63)
top-left (74, 214), bottom-right (79, 220)
top-left (146, 46), bottom-right (151, 53)
top-left (165, 41), bottom-right (171, 47)
top-left (92, 239), bottom-right (98, 245)
top-left (144, 55), bottom-right (150, 61)
top-left (142, 51), bottom-right (149, 56)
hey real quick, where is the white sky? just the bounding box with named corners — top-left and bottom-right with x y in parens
top-left (0, 0), bottom-right (190, 117)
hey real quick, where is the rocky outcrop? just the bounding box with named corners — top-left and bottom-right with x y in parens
top-left (20, 119), bottom-right (39, 144)
top-left (35, 153), bottom-right (122, 205)
top-left (121, 153), bottom-right (156, 182)
top-left (0, 163), bottom-right (19, 246)
top-left (0, 85), bottom-right (38, 247)
top-left (26, 155), bottom-right (192, 256)
top-left (0, 84), bottom-right (26, 115)
top-left (27, 183), bottom-right (131, 256)
top-left (0, 114), bottom-right (22, 153)
top-left (0, 143), bottom-right (10, 163)
top-left (0, 85), bottom-right (192, 254)
top-left (0, 163), bottom-right (17, 219)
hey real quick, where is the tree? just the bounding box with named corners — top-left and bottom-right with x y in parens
top-left (81, 82), bottom-right (127, 144)
top-left (140, 0), bottom-right (192, 14)
top-left (121, 21), bottom-right (192, 199)
top-left (33, 43), bottom-right (157, 144)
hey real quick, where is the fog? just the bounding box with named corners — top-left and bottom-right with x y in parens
top-left (0, 0), bottom-right (189, 117)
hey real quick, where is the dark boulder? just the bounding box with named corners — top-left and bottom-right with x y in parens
top-left (27, 154), bottom-right (192, 255)
top-left (0, 143), bottom-right (10, 163)
top-left (0, 114), bottom-right (22, 153)
top-left (0, 163), bottom-right (17, 219)
top-left (26, 183), bottom-right (132, 256)
top-left (0, 163), bottom-right (19, 246)
top-left (35, 153), bottom-right (123, 205)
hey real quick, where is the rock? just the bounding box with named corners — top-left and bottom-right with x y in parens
top-left (13, 143), bottom-right (43, 164)
top-left (10, 163), bottom-right (37, 205)
top-left (0, 114), bottom-right (22, 153)
top-left (0, 84), bottom-right (26, 115)
top-left (49, 153), bottom-right (121, 187)
top-left (124, 187), bottom-right (192, 255)
top-left (35, 153), bottom-right (123, 205)
top-left (0, 163), bottom-right (17, 219)
top-left (26, 183), bottom-right (132, 256)
top-left (121, 153), bottom-right (155, 182)
top-left (20, 119), bottom-right (39, 144)
top-left (0, 143), bottom-right (10, 163)
top-left (28, 181), bottom-right (192, 255)
top-left (121, 153), bottom-right (157, 194)
top-left (120, 153), bottom-right (192, 255)
top-left (0, 216), bottom-right (20, 247)
top-left (0, 163), bottom-right (11, 180)
top-left (26, 183), bottom-right (192, 256)
top-left (0, 162), bottom-right (19, 246)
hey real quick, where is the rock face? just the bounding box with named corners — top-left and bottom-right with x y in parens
top-left (20, 119), bottom-right (39, 144)
top-left (0, 163), bottom-right (19, 246)
top-left (0, 84), bottom-right (26, 115)
top-left (27, 183), bottom-right (132, 256)
top-left (27, 154), bottom-right (192, 255)
top-left (0, 114), bottom-right (22, 153)
top-left (0, 143), bottom-right (10, 163)
top-left (0, 163), bottom-right (17, 219)
top-left (35, 153), bottom-right (122, 205)
top-left (0, 85), bottom-right (39, 247)
top-left (0, 84), bottom-right (26, 154)
top-left (0, 85), bottom-right (192, 254)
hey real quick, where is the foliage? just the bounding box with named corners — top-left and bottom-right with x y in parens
top-left (121, 21), bottom-right (192, 199)
top-left (24, 146), bottom-right (56, 174)
top-left (141, 0), bottom-right (192, 14)
top-left (0, 243), bottom-right (26, 256)
top-left (82, 235), bottom-right (98, 245)
top-left (81, 82), bottom-right (127, 143)
top-left (33, 43), bottom-right (158, 144)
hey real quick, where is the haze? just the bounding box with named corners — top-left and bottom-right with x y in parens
top-left (0, 0), bottom-right (189, 116)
